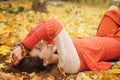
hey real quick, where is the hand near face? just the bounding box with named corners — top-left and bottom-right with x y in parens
top-left (10, 46), bottom-right (27, 66)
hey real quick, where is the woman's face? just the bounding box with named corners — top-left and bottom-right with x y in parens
top-left (29, 41), bottom-right (56, 66)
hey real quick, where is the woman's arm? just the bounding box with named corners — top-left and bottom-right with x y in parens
top-left (10, 19), bottom-right (62, 66)
top-left (21, 21), bottom-right (47, 51)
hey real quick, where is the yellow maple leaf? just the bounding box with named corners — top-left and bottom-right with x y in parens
top-left (0, 45), bottom-right (10, 56)
top-left (5, 58), bottom-right (11, 64)
top-left (29, 72), bottom-right (42, 80)
top-left (76, 72), bottom-right (92, 80)
top-left (1, 33), bottom-right (13, 46)
top-left (4, 26), bottom-right (14, 33)
top-left (0, 64), bottom-right (5, 69)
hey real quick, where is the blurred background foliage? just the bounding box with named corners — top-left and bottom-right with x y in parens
top-left (0, 0), bottom-right (120, 79)
top-left (0, 0), bottom-right (120, 56)
top-left (0, 0), bottom-right (120, 5)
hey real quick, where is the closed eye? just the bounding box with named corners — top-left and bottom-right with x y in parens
top-left (35, 47), bottom-right (41, 51)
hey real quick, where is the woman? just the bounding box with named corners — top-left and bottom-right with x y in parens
top-left (10, 5), bottom-right (120, 73)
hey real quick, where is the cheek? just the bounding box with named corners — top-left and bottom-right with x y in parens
top-left (38, 51), bottom-right (44, 59)
top-left (44, 52), bottom-right (52, 60)
top-left (29, 49), bottom-right (39, 57)
top-left (29, 52), bottom-right (37, 57)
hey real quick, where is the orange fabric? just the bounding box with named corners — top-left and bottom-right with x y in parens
top-left (73, 37), bottom-right (120, 72)
top-left (97, 10), bottom-right (120, 38)
top-left (21, 21), bottom-right (47, 50)
top-left (21, 19), bottom-right (62, 50)
top-left (73, 10), bottom-right (120, 72)
top-left (21, 10), bottom-right (120, 72)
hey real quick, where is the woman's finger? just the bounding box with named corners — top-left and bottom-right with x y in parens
top-left (13, 58), bottom-right (21, 66)
top-left (12, 55), bottom-right (18, 65)
top-left (10, 53), bottom-right (14, 62)
top-left (10, 52), bottom-right (18, 65)
top-left (43, 60), bottom-right (49, 67)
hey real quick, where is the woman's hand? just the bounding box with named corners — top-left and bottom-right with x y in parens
top-left (10, 46), bottom-right (27, 66)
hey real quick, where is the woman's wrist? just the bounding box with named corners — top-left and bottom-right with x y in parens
top-left (20, 44), bottom-right (30, 56)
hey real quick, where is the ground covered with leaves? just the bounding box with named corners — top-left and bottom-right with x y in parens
top-left (0, 0), bottom-right (120, 80)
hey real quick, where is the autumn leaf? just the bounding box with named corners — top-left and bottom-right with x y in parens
top-left (76, 72), bottom-right (92, 80)
top-left (0, 0), bottom-right (119, 80)
top-left (29, 72), bottom-right (41, 80)
top-left (0, 45), bottom-right (10, 56)
top-left (0, 64), bottom-right (5, 69)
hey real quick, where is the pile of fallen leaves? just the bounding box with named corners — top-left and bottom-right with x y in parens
top-left (0, 0), bottom-right (120, 80)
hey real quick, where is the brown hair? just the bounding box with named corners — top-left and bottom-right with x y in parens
top-left (13, 56), bottom-right (45, 73)
top-left (13, 56), bottom-right (56, 73)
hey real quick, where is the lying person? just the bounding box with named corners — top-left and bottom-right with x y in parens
top-left (13, 41), bottom-right (58, 73)
top-left (10, 5), bottom-right (120, 73)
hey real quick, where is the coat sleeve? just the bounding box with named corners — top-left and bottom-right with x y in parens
top-left (21, 19), bottom-right (63, 51)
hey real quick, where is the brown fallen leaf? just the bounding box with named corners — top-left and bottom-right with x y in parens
top-left (0, 72), bottom-right (20, 80)
top-left (57, 64), bottom-right (66, 77)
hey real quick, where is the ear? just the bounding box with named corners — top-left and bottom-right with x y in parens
top-left (29, 48), bottom-right (39, 57)
top-left (43, 60), bottom-right (49, 67)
